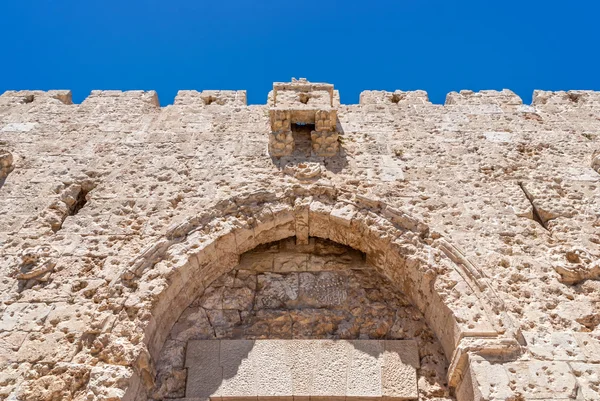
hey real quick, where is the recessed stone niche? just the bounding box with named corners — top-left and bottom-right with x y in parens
top-left (152, 238), bottom-right (451, 400)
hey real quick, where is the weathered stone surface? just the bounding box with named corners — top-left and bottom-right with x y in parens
top-left (154, 238), bottom-right (450, 399)
top-left (1, 80), bottom-right (599, 401)
top-left (186, 340), bottom-right (418, 400)
top-left (382, 340), bottom-right (419, 400)
top-left (185, 340), bottom-right (222, 399)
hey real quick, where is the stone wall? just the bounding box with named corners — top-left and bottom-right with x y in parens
top-left (0, 85), bottom-right (599, 401)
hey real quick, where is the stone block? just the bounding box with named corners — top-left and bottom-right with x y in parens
top-left (381, 340), bottom-right (419, 400)
top-left (294, 199), bottom-right (310, 246)
top-left (569, 363), bottom-right (600, 400)
top-left (505, 361), bottom-right (578, 400)
top-left (274, 253), bottom-right (308, 272)
top-left (252, 340), bottom-right (293, 397)
top-left (524, 331), bottom-right (586, 361)
top-left (0, 302), bottom-right (53, 332)
top-left (573, 332), bottom-right (600, 363)
top-left (466, 355), bottom-right (512, 401)
top-left (285, 340), bottom-right (318, 396)
top-left (308, 200), bottom-right (331, 239)
top-left (239, 252), bottom-right (274, 272)
top-left (347, 340), bottom-right (382, 398)
top-left (312, 340), bottom-right (350, 397)
top-left (185, 340), bottom-right (222, 399)
top-left (218, 340), bottom-right (256, 398)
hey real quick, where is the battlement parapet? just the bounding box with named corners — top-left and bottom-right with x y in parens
top-left (533, 90), bottom-right (600, 111)
top-left (3, 87), bottom-right (600, 110)
top-left (359, 90), bottom-right (430, 105)
top-left (445, 89), bottom-right (523, 106)
top-left (173, 90), bottom-right (247, 106)
top-left (80, 90), bottom-right (160, 110)
top-left (0, 90), bottom-right (72, 106)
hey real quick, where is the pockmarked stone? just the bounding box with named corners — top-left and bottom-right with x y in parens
top-left (3, 81), bottom-right (600, 401)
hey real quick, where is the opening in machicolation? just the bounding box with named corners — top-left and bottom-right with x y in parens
top-left (291, 123), bottom-right (315, 156)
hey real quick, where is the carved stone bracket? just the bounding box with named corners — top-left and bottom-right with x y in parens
top-left (311, 130), bottom-right (339, 157)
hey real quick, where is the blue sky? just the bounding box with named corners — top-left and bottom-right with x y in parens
top-left (1, 1), bottom-right (599, 105)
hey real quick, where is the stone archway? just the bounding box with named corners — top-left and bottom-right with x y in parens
top-left (117, 187), bottom-right (521, 401)
top-left (152, 237), bottom-right (452, 399)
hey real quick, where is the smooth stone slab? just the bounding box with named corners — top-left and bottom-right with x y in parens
top-left (185, 340), bottom-right (222, 399)
top-left (185, 340), bottom-right (419, 400)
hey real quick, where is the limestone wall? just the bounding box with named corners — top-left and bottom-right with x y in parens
top-left (0, 86), bottom-right (599, 401)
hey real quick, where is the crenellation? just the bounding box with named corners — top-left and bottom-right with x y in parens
top-left (0, 89), bottom-right (73, 106)
top-left (359, 90), bottom-right (430, 105)
top-left (445, 89), bottom-right (523, 111)
top-left (532, 89), bottom-right (600, 112)
top-left (173, 90), bottom-right (247, 106)
top-left (80, 90), bottom-right (160, 110)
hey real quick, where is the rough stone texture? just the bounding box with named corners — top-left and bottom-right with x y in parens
top-left (154, 238), bottom-right (449, 400)
top-left (0, 80), bottom-right (599, 401)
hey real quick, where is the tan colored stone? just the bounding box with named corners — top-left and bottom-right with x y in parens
top-left (381, 340), bottom-right (419, 400)
top-left (347, 340), bottom-right (382, 398)
top-left (3, 81), bottom-right (600, 401)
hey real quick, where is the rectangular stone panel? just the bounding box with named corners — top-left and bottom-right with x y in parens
top-left (185, 340), bottom-right (222, 399)
top-left (185, 340), bottom-right (419, 400)
top-left (312, 340), bottom-right (351, 397)
top-left (346, 340), bottom-right (383, 397)
top-left (218, 340), bottom-right (257, 398)
top-left (381, 340), bottom-right (419, 400)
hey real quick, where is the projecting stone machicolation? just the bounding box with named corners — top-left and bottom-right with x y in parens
top-left (0, 79), bottom-right (599, 401)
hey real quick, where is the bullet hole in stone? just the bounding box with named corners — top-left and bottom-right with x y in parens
top-left (203, 96), bottom-right (217, 105)
top-left (299, 93), bottom-right (310, 104)
top-left (52, 183), bottom-right (96, 233)
top-left (0, 150), bottom-right (14, 191)
top-left (391, 94), bottom-right (402, 104)
top-left (568, 93), bottom-right (582, 103)
top-left (21, 95), bottom-right (34, 104)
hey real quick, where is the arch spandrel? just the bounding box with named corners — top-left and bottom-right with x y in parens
top-left (116, 189), bottom-right (522, 401)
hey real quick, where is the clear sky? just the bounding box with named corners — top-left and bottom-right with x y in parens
top-left (1, 1), bottom-right (599, 105)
